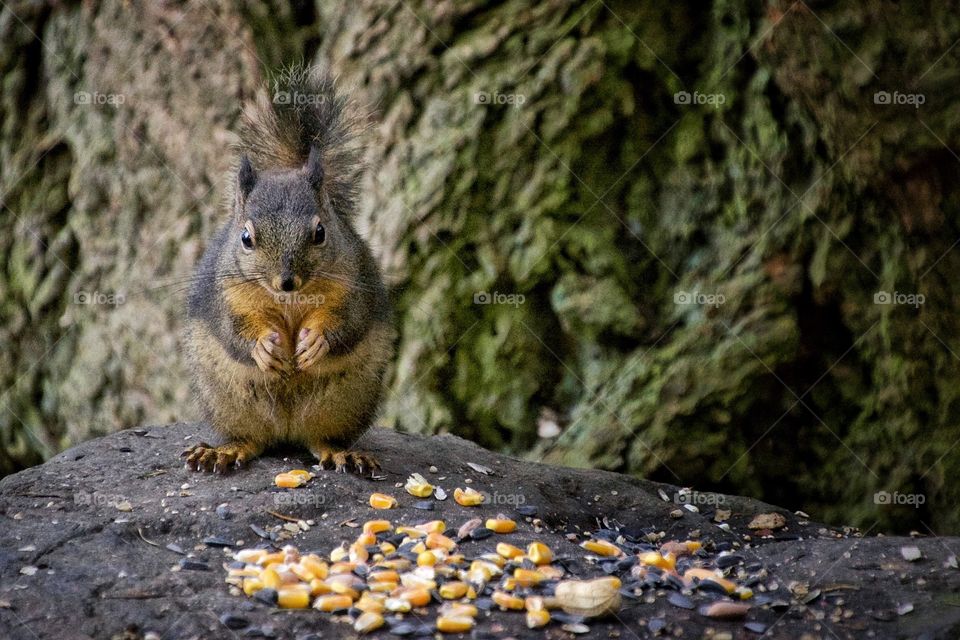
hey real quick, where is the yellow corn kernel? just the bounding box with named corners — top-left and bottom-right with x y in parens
top-left (401, 587), bottom-right (431, 607)
top-left (354, 611), bottom-right (385, 634)
top-left (410, 541), bottom-right (427, 555)
top-left (242, 577), bottom-right (264, 596)
top-left (501, 577), bottom-right (518, 591)
top-left (289, 564), bottom-right (314, 582)
top-left (443, 603), bottom-right (478, 617)
top-left (485, 518), bottom-right (516, 533)
top-left (478, 553), bottom-right (506, 568)
top-left (277, 586), bottom-right (310, 609)
top-left (257, 551), bottom-right (284, 566)
top-left (228, 567), bottom-right (260, 578)
top-left (274, 473), bottom-right (305, 488)
top-left (581, 539), bottom-right (622, 557)
top-left (369, 493), bottom-right (397, 509)
top-left (309, 578), bottom-right (331, 596)
top-left (470, 559), bottom-right (503, 577)
top-left (685, 540), bottom-right (702, 553)
top-left (439, 581), bottom-right (469, 599)
top-left (313, 594), bottom-right (353, 612)
top-left (638, 551), bottom-right (675, 570)
top-left (376, 559), bottom-right (412, 571)
top-left (437, 616), bottom-right (475, 633)
top-left (525, 595), bottom-right (545, 611)
top-left (329, 562), bottom-right (358, 575)
top-left (363, 519), bottom-right (392, 535)
top-left (349, 542), bottom-right (369, 564)
top-left (405, 473), bottom-right (434, 498)
top-left (513, 569), bottom-right (545, 587)
top-left (539, 565), bottom-right (564, 580)
top-left (235, 548), bottom-right (267, 563)
top-left (395, 525), bottom-right (426, 538)
top-left (453, 487), bottom-right (484, 506)
top-left (426, 532), bottom-right (456, 551)
top-left (355, 596), bottom-right (386, 614)
top-left (368, 581), bottom-right (395, 593)
top-left (414, 520), bottom-right (446, 534)
top-left (355, 532), bottom-right (377, 546)
top-left (259, 567), bottom-right (281, 589)
top-left (379, 542), bottom-right (397, 555)
top-left (329, 545), bottom-right (348, 563)
top-left (418, 550), bottom-right (445, 566)
top-left (385, 597), bottom-right (412, 612)
top-left (527, 542), bottom-right (553, 565)
top-left (446, 553), bottom-right (465, 565)
top-left (399, 573), bottom-right (437, 590)
top-left (300, 556), bottom-right (329, 580)
top-left (492, 591), bottom-right (525, 610)
top-left (288, 469), bottom-right (312, 478)
top-left (737, 587), bottom-right (754, 600)
top-left (496, 543), bottom-right (524, 559)
top-left (526, 609), bottom-right (550, 628)
top-left (368, 570), bottom-right (400, 584)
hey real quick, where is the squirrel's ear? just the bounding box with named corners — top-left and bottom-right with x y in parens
top-left (303, 145), bottom-right (324, 191)
top-left (237, 154), bottom-right (257, 203)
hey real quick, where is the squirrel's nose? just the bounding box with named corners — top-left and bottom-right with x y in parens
top-left (272, 275), bottom-right (302, 292)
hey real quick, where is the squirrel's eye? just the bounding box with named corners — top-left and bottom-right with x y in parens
top-left (241, 229), bottom-right (254, 250)
top-left (314, 222), bottom-right (326, 245)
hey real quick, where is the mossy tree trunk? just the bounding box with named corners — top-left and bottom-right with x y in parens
top-left (2, 0), bottom-right (958, 532)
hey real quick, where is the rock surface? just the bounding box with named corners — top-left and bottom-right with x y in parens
top-left (0, 423), bottom-right (958, 639)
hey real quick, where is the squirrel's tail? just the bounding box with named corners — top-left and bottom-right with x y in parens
top-left (238, 64), bottom-right (365, 215)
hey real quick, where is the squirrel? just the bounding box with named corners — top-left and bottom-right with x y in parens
top-left (181, 65), bottom-right (395, 476)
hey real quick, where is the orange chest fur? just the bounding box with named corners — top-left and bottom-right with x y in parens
top-left (223, 279), bottom-right (348, 344)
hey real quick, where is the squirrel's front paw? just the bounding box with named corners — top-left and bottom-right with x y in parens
top-left (295, 327), bottom-right (330, 371)
top-left (252, 332), bottom-right (290, 375)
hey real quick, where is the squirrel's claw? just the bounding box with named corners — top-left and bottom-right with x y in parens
top-left (252, 332), bottom-right (290, 375)
top-left (182, 442), bottom-right (255, 473)
top-left (295, 328), bottom-right (330, 371)
top-left (312, 446), bottom-right (380, 477)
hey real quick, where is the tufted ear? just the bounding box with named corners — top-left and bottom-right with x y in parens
top-left (236, 154), bottom-right (257, 206)
top-left (303, 145), bottom-right (324, 191)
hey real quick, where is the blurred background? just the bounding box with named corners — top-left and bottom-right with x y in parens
top-left (0, 0), bottom-right (957, 534)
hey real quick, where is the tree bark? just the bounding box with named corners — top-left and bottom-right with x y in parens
top-left (1, 0), bottom-right (958, 533)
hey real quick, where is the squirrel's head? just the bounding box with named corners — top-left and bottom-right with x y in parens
top-left (230, 147), bottom-right (354, 295)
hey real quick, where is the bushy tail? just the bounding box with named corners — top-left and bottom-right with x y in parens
top-left (238, 64), bottom-right (365, 215)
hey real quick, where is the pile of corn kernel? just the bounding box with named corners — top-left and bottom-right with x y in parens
top-left (228, 482), bottom-right (755, 634)
top-left (224, 510), bottom-right (631, 634)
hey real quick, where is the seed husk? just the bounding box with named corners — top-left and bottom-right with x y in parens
top-left (554, 577), bottom-right (621, 618)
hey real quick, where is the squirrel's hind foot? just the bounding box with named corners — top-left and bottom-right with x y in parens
top-left (311, 445), bottom-right (380, 477)
top-left (182, 441), bottom-right (261, 473)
